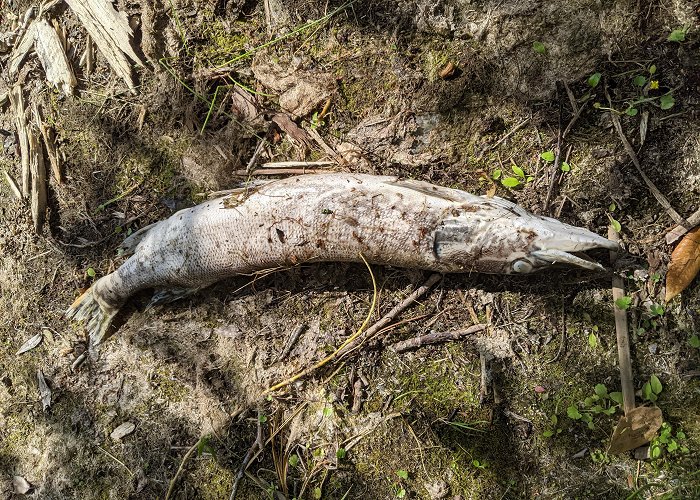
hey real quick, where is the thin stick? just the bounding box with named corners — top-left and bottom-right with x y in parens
top-left (235, 168), bottom-right (330, 176)
top-left (275, 323), bottom-right (306, 362)
top-left (164, 439), bottom-right (200, 500)
top-left (543, 84), bottom-right (564, 213)
top-left (229, 410), bottom-right (265, 500)
top-left (609, 227), bottom-right (635, 415)
top-left (390, 324), bottom-right (487, 353)
top-left (666, 208), bottom-right (700, 245)
top-left (261, 160), bottom-right (335, 168)
top-left (339, 273), bottom-right (443, 356)
top-left (609, 112), bottom-right (686, 227)
top-left (245, 137), bottom-right (267, 174)
top-left (481, 117), bottom-right (531, 155)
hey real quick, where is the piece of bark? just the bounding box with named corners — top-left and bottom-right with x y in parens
top-left (28, 125), bottom-right (47, 233)
top-left (34, 19), bottom-right (76, 95)
top-left (8, 21), bottom-right (36, 76)
top-left (9, 85), bottom-right (30, 198)
top-left (110, 421), bottom-right (136, 440)
top-left (64, 0), bottom-right (144, 92)
top-left (666, 209), bottom-right (700, 245)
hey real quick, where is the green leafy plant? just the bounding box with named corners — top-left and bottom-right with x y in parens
top-left (540, 151), bottom-right (555, 162)
top-left (650, 422), bottom-right (688, 459)
top-left (532, 41), bottom-right (546, 54)
top-left (587, 72), bottom-right (601, 88)
top-left (396, 470), bottom-right (409, 480)
top-left (500, 163), bottom-right (534, 188)
top-left (471, 459), bottom-right (488, 469)
top-left (588, 325), bottom-right (599, 349)
top-left (615, 296), bottom-right (632, 310)
top-left (288, 453), bottom-right (300, 466)
top-left (690, 335), bottom-right (700, 348)
top-left (567, 384), bottom-right (622, 429)
top-left (310, 111), bottom-right (325, 130)
top-left (667, 28), bottom-right (687, 42)
top-left (642, 374), bottom-right (663, 403)
top-left (560, 161), bottom-right (571, 172)
top-left (543, 413), bottom-right (563, 438)
top-left (592, 63), bottom-right (676, 115)
top-left (86, 267), bottom-right (96, 278)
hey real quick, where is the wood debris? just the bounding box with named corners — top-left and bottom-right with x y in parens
top-left (34, 103), bottom-right (62, 183)
top-left (28, 124), bottom-right (47, 233)
top-left (33, 19), bottom-right (76, 95)
top-left (2, 169), bottom-right (23, 200)
top-left (37, 369), bottom-right (52, 411)
top-left (9, 85), bottom-right (30, 198)
top-left (8, 21), bottom-right (36, 76)
top-left (64, 0), bottom-right (145, 92)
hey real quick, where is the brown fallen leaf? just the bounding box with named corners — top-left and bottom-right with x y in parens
top-left (609, 406), bottom-right (663, 454)
top-left (665, 226), bottom-right (700, 302)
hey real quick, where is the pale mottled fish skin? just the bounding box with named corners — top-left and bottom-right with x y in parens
top-left (67, 173), bottom-right (617, 344)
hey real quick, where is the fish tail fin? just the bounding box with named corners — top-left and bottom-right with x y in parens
top-left (66, 287), bottom-right (119, 346)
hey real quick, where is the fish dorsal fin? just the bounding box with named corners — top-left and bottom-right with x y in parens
top-left (384, 178), bottom-right (481, 203)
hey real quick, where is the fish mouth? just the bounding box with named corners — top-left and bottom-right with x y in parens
top-left (530, 249), bottom-right (610, 271)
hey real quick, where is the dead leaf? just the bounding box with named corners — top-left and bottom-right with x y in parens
top-left (609, 406), bottom-right (663, 454)
top-left (271, 113), bottom-right (313, 149)
top-left (665, 226), bottom-right (700, 302)
top-left (12, 475), bottom-right (33, 494)
top-left (16, 332), bottom-right (43, 354)
top-left (111, 421), bottom-right (136, 440)
top-left (37, 369), bottom-right (52, 411)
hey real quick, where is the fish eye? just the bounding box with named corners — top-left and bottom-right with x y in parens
top-left (512, 260), bottom-right (533, 273)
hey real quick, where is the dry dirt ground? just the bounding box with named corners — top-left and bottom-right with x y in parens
top-left (1, 1), bottom-right (700, 499)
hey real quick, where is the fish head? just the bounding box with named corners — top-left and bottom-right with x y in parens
top-left (434, 199), bottom-right (619, 274)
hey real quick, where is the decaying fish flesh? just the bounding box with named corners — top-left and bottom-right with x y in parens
top-left (67, 173), bottom-right (618, 345)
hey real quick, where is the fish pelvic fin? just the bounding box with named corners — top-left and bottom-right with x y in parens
top-left (66, 286), bottom-right (119, 347)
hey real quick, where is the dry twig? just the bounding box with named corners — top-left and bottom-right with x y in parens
top-left (390, 324), bottom-right (487, 353)
top-left (609, 112), bottom-right (686, 227)
top-left (230, 410), bottom-right (265, 500)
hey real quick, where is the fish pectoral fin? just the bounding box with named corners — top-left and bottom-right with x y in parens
top-left (146, 287), bottom-right (201, 310)
top-left (66, 286), bottom-right (120, 347)
top-left (118, 222), bottom-right (159, 257)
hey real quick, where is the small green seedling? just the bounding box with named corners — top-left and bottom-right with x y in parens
top-left (396, 470), bottom-right (409, 480)
top-left (642, 374), bottom-right (663, 403)
top-left (560, 161), bottom-right (571, 172)
top-left (543, 413), bottom-right (563, 437)
top-left (87, 267), bottom-right (96, 278)
top-left (587, 72), bottom-right (601, 88)
top-left (289, 454), bottom-right (300, 466)
top-left (500, 163), bottom-right (534, 188)
top-left (310, 111), bottom-right (325, 130)
top-left (690, 335), bottom-right (700, 348)
top-left (471, 459), bottom-right (488, 469)
top-left (588, 325), bottom-right (599, 349)
top-left (667, 28), bottom-right (686, 42)
top-left (615, 296), bottom-right (632, 310)
top-left (650, 422), bottom-right (688, 458)
top-left (532, 41), bottom-right (546, 54)
top-left (540, 151), bottom-right (555, 162)
top-left (567, 384), bottom-right (622, 429)
top-left (336, 448), bottom-right (346, 459)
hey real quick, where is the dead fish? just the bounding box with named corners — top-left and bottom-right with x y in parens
top-left (67, 173), bottom-right (617, 345)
